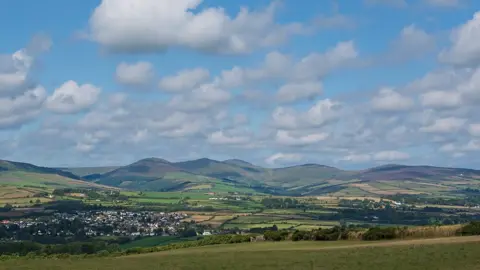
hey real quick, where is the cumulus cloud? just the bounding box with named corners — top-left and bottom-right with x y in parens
top-left (0, 86), bottom-right (47, 129)
top-left (207, 130), bottom-right (251, 145)
top-left (217, 41), bottom-right (358, 88)
top-left (87, 0), bottom-right (308, 55)
top-left (275, 130), bottom-right (329, 146)
top-left (276, 81), bottom-right (323, 103)
top-left (167, 83), bottom-right (231, 112)
top-left (0, 35), bottom-right (51, 128)
top-left (371, 88), bottom-right (414, 112)
top-left (420, 90), bottom-right (462, 109)
top-left (468, 123), bottom-right (480, 137)
top-left (387, 25), bottom-right (435, 61)
top-left (420, 117), bottom-right (467, 133)
top-left (373, 150), bottom-right (410, 161)
top-left (439, 12), bottom-right (480, 66)
top-left (341, 153), bottom-right (372, 163)
top-left (159, 68), bottom-right (210, 92)
top-left (45, 80), bottom-right (101, 114)
top-left (272, 99), bottom-right (342, 130)
top-left (115, 61), bottom-right (154, 86)
top-left (265, 152), bottom-right (303, 166)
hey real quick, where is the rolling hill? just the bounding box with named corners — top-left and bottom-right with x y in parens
top-left (0, 159), bottom-right (115, 191)
top-left (69, 158), bottom-right (480, 196)
top-left (2, 157), bottom-right (480, 196)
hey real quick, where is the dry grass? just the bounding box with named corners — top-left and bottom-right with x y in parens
top-left (347, 224), bottom-right (463, 240)
top-left (349, 183), bottom-right (423, 195)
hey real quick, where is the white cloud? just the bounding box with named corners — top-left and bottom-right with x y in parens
top-left (373, 150), bottom-right (410, 161)
top-left (88, 0), bottom-right (307, 55)
top-left (389, 25), bottom-right (435, 60)
top-left (272, 99), bottom-right (342, 129)
top-left (371, 88), bottom-right (414, 112)
top-left (420, 90), bottom-right (462, 109)
top-left (265, 153), bottom-right (303, 166)
top-left (420, 117), bottom-right (467, 133)
top-left (468, 123), bottom-right (480, 137)
top-left (45, 80), bottom-right (101, 114)
top-left (439, 12), bottom-right (480, 66)
top-left (276, 81), bottom-right (323, 103)
top-left (167, 83), bottom-right (231, 111)
top-left (439, 143), bottom-right (456, 152)
top-left (275, 130), bottom-right (329, 146)
top-left (464, 140), bottom-right (480, 151)
top-left (115, 61), bottom-right (154, 86)
top-left (159, 68), bottom-right (210, 92)
top-left (217, 41), bottom-right (358, 88)
top-left (207, 130), bottom-right (250, 145)
top-left (341, 153), bottom-right (372, 163)
top-left (0, 86), bottom-right (47, 128)
top-left (0, 34), bottom-right (51, 96)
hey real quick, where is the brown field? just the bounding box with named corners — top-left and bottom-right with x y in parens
top-left (182, 215), bottom-right (214, 223)
top-left (203, 215), bottom-right (234, 227)
top-left (66, 193), bottom-right (87, 198)
top-left (349, 183), bottom-right (423, 195)
top-left (184, 184), bottom-right (213, 190)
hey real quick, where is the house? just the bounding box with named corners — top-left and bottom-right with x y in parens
top-left (202, 231), bottom-right (212, 236)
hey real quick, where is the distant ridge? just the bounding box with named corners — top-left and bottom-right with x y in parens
top-left (3, 157), bottom-right (480, 196)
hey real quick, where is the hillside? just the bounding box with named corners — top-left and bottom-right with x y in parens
top-left (0, 159), bottom-right (114, 192)
top-left (74, 158), bottom-right (480, 196)
top-left (57, 166), bottom-right (120, 177)
top-left (2, 237), bottom-right (480, 270)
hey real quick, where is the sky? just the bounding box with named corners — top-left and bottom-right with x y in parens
top-left (1, 0), bottom-right (480, 169)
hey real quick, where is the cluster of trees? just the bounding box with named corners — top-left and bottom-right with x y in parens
top-left (458, 221), bottom-right (480, 236)
top-left (0, 204), bottom-right (13, 212)
top-left (261, 198), bottom-right (305, 209)
top-left (386, 194), bottom-right (480, 207)
top-left (0, 240), bottom-right (121, 256)
top-left (0, 234), bottom-right (253, 258)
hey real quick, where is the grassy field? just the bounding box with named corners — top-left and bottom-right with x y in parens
top-left (3, 236), bottom-right (480, 270)
top-left (120, 236), bottom-right (196, 249)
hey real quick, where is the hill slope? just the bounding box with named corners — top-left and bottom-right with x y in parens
top-left (2, 237), bottom-right (480, 270)
top-left (80, 158), bottom-right (480, 196)
top-left (0, 160), bottom-right (113, 191)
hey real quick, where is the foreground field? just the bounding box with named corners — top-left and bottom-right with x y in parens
top-left (3, 236), bottom-right (480, 270)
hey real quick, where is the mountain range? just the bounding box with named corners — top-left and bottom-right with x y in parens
top-left (1, 157), bottom-right (479, 196)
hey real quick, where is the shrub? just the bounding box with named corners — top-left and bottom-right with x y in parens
top-left (362, 227), bottom-right (397, 241)
top-left (457, 222), bottom-right (480, 236)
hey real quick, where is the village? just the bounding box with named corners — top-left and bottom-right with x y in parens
top-left (0, 210), bottom-right (189, 241)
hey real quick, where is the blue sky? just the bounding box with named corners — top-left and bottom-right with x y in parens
top-left (1, 0), bottom-right (480, 169)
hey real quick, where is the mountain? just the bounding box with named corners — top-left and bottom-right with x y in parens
top-left (57, 166), bottom-right (120, 177)
top-left (356, 164), bottom-right (479, 181)
top-left (0, 160), bottom-right (82, 180)
top-left (0, 160), bottom-right (112, 190)
top-left (6, 158), bottom-right (480, 196)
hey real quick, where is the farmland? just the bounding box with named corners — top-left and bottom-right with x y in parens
top-left (2, 236), bottom-right (480, 270)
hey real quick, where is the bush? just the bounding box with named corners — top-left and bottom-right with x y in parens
top-left (362, 227), bottom-right (397, 241)
top-left (264, 231), bottom-right (283, 241)
top-left (457, 222), bottom-right (480, 236)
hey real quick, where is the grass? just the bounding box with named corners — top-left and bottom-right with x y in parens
top-left (120, 236), bottom-right (196, 249)
top-left (3, 237), bottom-right (480, 269)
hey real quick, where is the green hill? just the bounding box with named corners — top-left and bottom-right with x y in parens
top-left (2, 237), bottom-right (479, 270)
top-left (9, 158), bottom-right (480, 196)
top-left (0, 160), bottom-right (114, 191)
